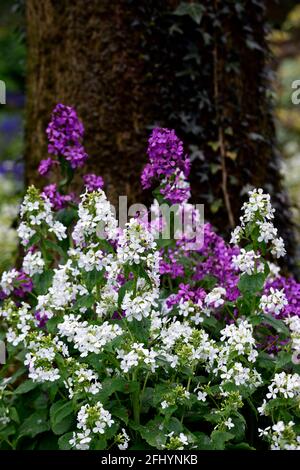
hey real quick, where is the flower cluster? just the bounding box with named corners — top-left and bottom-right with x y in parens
top-left (230, 188), bottom-right (286, 259)
top-left (70, 403), bottom-right (114, 450)
top-left (2, 115), bottom-right (300, 452)
top-left (141, 128), bottom-right (190, 204)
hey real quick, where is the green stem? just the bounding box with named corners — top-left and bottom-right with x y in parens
top-left (180, 375), bottom-right (192, 424)
top-left (132, 370), bottom-right (140, 425)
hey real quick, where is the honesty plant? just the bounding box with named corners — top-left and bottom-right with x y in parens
top-left (0, 105), bottom-right (300, 450)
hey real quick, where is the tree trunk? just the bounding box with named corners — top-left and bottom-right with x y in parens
top-left (25, 0), bottom-right (178, 206)
top-left (25, 0), bottom-right (297, 271)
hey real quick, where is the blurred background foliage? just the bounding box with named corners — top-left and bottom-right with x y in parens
top-left (0, 0), bottom-right (25, 271)
top-left (269, 4), bottom-right (300, 238)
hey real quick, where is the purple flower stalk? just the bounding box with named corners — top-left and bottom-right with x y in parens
top-left (141, 128), bottom-right (191, 204)
top-left (46, 104), bottom-right (84, 156)
top-left (46, 104), bottom-right (88, 169)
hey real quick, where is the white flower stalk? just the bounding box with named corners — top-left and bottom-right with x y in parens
top-left (271, 237), bottom-right (286, 258)
top-left (205, 287), bottom-right (226, 309)
top-left (220, 320), bottom-right (258, 362)
top-left (121, 289), bottom-right (159, 322)
top-left (285, 316), bottom-right (300, 356)
top-left (72, 190), bottom-right (118, 247)
top-left (230, 188), bottom-right (286, 260)
top-left (0, 301), bottom-right (33, 346)
top-left (63, 359), bottom-right (102, 399)
top-left (18, 186), bottom-right (67, 246)
top-left (117, 428), bottom-right (130, 450)
top-left (24, 332), bottom-right (68, 383)
top-left (266, 372), bottom-right (300, 400)
top-left (70, 402), bottom-right (114, 450)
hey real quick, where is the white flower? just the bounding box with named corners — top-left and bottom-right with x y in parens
top-left (118, 428), bottom-right (130, 450)
top-left (230, 226), bottom-right (243, 245)
top-left (205, 287), bottom-right (226, 309)
top-left (271, 237), bottom-right (286, 258)
top-left (224, 418), bottom-right (234, 430)
top-left (23, 251), bottom-right (45, 276)
top-left (197, 391), bottom-right (207, 402)
top-left (266, 372), bottom-right (300, 401)
top-left (257, 221), bottom-right (277, 243)
top-left (0, 269), bottom-right (19, 295)
top-left (232, 249), bottom-right (260, 275)
top-left (259, 288), bottom-right (288, 316)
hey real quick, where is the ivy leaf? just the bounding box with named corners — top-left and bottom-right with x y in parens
top-left (173, 3), bottom-right (204, 25)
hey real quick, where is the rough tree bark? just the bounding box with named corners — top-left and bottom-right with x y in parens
top-left (25, 0), bottom-right (297, 270)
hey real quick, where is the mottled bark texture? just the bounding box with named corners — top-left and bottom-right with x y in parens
top-left (25, 0), bottom-right (178, 205)
top-left (25, 0), bottom-right (297, 271)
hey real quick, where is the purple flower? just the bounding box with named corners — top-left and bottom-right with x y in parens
top-left (46, 104), bottom-right (84, 156)
top-left (83, 173), bottom-right (104, 191)
top-left (35, 311), bottom-right (50, 328)
top-left (160, 170), bottom-right (191, 204)
top-left (42, 183), bottom-right (72, 210)
top-left (141, 128), bottom-right (191, 204)
top-left (64, 145), bottom-right (88, 169)
top-left (14, 272), bottom-right (33, 298)
top-left (38, 158), bottom-right (55, 176)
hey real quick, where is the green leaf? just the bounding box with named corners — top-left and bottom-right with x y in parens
top-left (111, 404), bottom-right (129, 425)
top-left (195, 432), bottom-right (212, 450)
top-left (238, 272), bottom-right (265, 294)
top-left (46, 316), bottom-right (62, 335)
top-left (50, 400), bottom-right (74, 436)
top-left (173, 3), bottom-right (204, 24)
top-left (33, 270), bottom-right (54, 295)
top-left (128, 318), bottom-right (151, 343)
top-left (131, 418), bottom-right (166, 449)
top-left (211, 430), bottom-right (234, 450)
top-left (15, 380), bottom-right (38, 395)
top-left (58, 432), bottom-right (73, 450)
top-left (73, 294), bottom-right (95, 310)
top-left (261, 314), bottom-right (290, 336)
top-left (84, 268), bottom-right (105, 290)
top-left (44, 239), bottom-right (66, 260)
top-left (18, 410), bottom-right (50, 439)
top-left (98, 377), bottom-right (139, 401)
